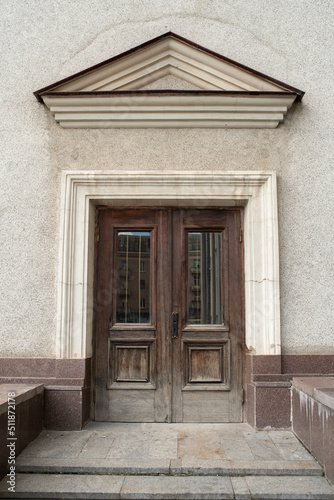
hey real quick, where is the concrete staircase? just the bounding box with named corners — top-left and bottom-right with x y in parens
top-left (0, 422), bottom-right (334, 499)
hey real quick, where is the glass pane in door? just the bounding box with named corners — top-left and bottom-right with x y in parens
top-left (188, 232), bottom-right (222, 325)
top-left (116, 231), bottom-right (151, 323)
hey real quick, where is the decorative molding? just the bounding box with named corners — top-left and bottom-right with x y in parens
top-left (42, 93), bottom-right (296, 129)
top-left (58, 171), bottom-right (281, 359)
top-left (35, 32), bottom-right (304, 129)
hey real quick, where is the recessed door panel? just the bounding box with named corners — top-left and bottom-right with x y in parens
top-left (184, 341), bottom-right (230, 387)
top-left (109, 340), bottom-right (156, 388)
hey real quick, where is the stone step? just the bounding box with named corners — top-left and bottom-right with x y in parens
top-left (1, 473), bottom-right (334, 499)
top-left (15, 457), bottom-right (324, 476)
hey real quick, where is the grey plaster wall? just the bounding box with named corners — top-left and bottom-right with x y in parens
top-left (0, 0), bottom-right (333, 356)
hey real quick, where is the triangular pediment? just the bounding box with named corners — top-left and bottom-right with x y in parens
top-left (35, 32), bottom-right (304, 128)
top-left (140, 75), bottom-right (202, 91)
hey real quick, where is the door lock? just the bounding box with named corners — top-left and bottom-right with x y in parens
top-left (172, 312), bottom-right (178, 339)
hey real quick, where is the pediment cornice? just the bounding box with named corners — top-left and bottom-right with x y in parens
top-left (35, 32), bottom-right (304, 129)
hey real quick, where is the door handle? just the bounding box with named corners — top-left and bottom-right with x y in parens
top-left (172, 312), bottom-right (178, 339)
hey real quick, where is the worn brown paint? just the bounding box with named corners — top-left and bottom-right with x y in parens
top-left (94, 208), bottom-right (244, 422)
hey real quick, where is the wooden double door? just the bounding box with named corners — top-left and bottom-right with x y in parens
top-left (94, 208), bottom-right (244, 422)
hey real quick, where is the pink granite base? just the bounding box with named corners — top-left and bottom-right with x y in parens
top-left (1, 355), bottom-right (333, 431)
top-left (246, 354), bottom-right (334, 430)
top-left (0, 358), bottom-right (91, 431)
top-left (0, 385), bottom-right (44, 479)
top-left (44, 386), bottom-right (87, 430)
top-left (292, 377), bottom-right (334, 485)
top-left (0, 413), bottom-right (7, 480)
top-left (252, 384), bottom-right (291, 429)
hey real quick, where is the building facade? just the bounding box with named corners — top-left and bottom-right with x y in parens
top-left (0, 0), bottom-right (333, 430)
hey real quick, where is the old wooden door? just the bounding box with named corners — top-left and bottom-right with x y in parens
top-left (94, 208), bottom-right (244, 422)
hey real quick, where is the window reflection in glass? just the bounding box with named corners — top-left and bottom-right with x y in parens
top-left (188, 232), bottom-right (222, 325)
top-left (116, 232), bottom-right (151, 323)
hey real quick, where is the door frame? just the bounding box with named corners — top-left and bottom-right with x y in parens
top-left (56, 170), bottom-right (280, 362)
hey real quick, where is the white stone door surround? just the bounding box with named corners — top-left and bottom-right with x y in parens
top-left (58, 171), bottom-right (280, 359)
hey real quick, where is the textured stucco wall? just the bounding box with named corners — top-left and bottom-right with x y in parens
top-left (0, 0), bottom-right (333, 356)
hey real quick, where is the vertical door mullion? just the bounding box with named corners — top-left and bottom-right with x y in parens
top-left (171, 209), bottom-right (184, 422)
top-left (154, 209), bottom-right (172, 422)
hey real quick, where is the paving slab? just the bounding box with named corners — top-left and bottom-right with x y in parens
top-left (247, 442), bottom-right (283, 461)
top-left (107, 431), bottom-right (177, 460)
top-left (80, 432), bottom-right (115, 459)
top-left (243, 431), bottom-right (273, 441)
top-left (17, 430), bottom-right (93, 459)
top-left (219, 436), bottom-right (254, 461)
top-left (231, 477), bottom-right (251, 500)
top-left (274, 441), bottom-right (314, 461)
top-left (16, 457), bottom-right (171, 475)
top-left (16, 455), bottom-right (323, 477)
top-left (1, 474), bottom-right (334, 499)
top-left (0, 473), bottom-right (124, 499)
top-left (246, 475), bottom-right (334, 499)
top-left (19, 423), bottom-right (310, 464)
top-left (170, 458), bottom-right (183, 474)
top-left (267, 431), bottom-right (300, 443)
top-left (178, 430), bottom-right (225, 459)
top-left (179, 459), bottom-right (323, 476)
top-left (120, 475), bottom-right (234, 499)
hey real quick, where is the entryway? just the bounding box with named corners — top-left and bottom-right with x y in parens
top-left (94, 208), bottom-right (244, 423)
top-left (4, 422), bottom-right (332, 499)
